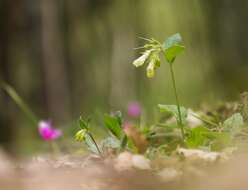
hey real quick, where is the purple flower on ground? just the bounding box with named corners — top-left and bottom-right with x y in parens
top-left (38, 120), bottom-right (62, 141)
top-left (127, 102), bottom-right (142, 118)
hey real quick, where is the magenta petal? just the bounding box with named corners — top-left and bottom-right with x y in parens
top-left (38, 120), bottom-right (62, 141)
top-left (51, 129), bottom-right (62, 140)
top-left (127, 102), bottom-right (142, 118)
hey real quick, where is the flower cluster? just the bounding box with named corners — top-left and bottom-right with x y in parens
top-left (132, 38), bottom-right (162, 78)
top-left (132, 34), bottom-right (185, 78)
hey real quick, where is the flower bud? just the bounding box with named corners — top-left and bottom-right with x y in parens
top-left (75, 129), bottom-right (87, 142)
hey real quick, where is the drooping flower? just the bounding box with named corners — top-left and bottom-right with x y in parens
top-left (38, 120), bottom-right (62, 141)
top-left (127, 102), bottom-right (141, 118)
top-left (132, 50), bottom-right (152, 67)
top-left (75, 129), bottom-right (87, 142)
top-left (146, 59), bottom-right (156, 78)
top-left (146, 53), bottom-right (160, 78)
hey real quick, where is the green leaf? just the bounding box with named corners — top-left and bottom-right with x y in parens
top-left (163, 33), bottom-right (183, 50)
top-left (206, 132), bottom-right (231, 151)
top-left (223, 113), bottom-right (244, 135)
top-left (186, 126), bottom-right (231, 150)
top-left (158, 104), bottom-right (187, 124)
top-left (79, 117), bottom-right (89, 130)
top-left (120, 134), bottom-right (128, 150)
top-left (101, 137), bottom-right (121, 149)
top-left (104, 114), bottom-right (124, 139)
top-left (186, 126), bottom-right (210, 148)
top-left (114, 111), bottom-right (123, 126)
top-left (164, 45), bottom-right (185, 64)
top-left (84, 132), bottom-right (100, 154)
top-left (162, 33), bottom-right (185, 64)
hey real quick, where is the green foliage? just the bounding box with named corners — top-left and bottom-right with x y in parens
top-left (158, 104), bottom-right (187, 124)
top-left (84, 133), bottom-right (101, 154)
top-left (223, 113), bottom-right (244, 135)
top-left (104, 113), bottom-right (124, 140)
top-left (185, 126), bottom-right (231, 150)
top-left (162, 33), bottom-right (185, 64)
top-left (75, 117), bottom-right (102, 155)
top-left (164, 45), bottom-right (185, 64)
top-left (101, 137), bottom-right (121, 149)
top-left (103, 112), bottom-right (129, 151)
top-left (185, 126), bottom-right (210, 148)
top-left (163, 33), bottom-right (183, 49)
top-left (79, 117), bottom-right (90, 130)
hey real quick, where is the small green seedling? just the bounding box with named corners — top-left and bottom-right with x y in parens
top-left (75, 117), bottom-right (102, 155)
top-left (132, 33), bottom-right (186, 140)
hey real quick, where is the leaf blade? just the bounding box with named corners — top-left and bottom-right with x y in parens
top-left (158, 104), bottom-right (187, 124)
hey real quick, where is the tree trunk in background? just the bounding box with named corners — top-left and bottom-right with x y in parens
top-left (0, 0), bottom-right (23, 153)
top-left (40, 0), bottom-right (70, 122)
top-left (109, 1), bottom-right (137, 109)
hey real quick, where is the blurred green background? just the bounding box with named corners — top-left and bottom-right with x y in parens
top-left (1, 0), bottom-right (248, 153)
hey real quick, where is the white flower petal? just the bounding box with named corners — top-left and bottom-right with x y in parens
top-left (132, 50), bottom-right (151, 67)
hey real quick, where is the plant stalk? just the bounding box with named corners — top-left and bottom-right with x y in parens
top-left (0, 80), bottom-right (38, 125)
top-left (168, 64), bottom-right (185, 140)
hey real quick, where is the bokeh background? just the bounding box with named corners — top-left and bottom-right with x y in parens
top-left (1, 0), bottom-right (248, 153)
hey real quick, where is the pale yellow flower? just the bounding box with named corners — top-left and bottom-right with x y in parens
top-left (132, 50), bottom-right (152, 67)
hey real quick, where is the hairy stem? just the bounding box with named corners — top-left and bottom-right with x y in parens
top-left (168, 64), bottom-right (185, 140)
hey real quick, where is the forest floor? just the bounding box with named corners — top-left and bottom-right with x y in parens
top-left (1, 149), bottom-right (248, 190)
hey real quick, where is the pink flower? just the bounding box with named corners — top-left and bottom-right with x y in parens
top-left (127, 102), bottom-right (141, 118)
top-left (38, 120), bottom-right (62, 141)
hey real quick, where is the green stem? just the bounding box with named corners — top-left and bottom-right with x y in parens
top-left (88, 132), bottom-right (102, 156)
top-left (168, 64), bottom-right (185, 140)
top-left (0, 80), bottom-right (38, 125)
